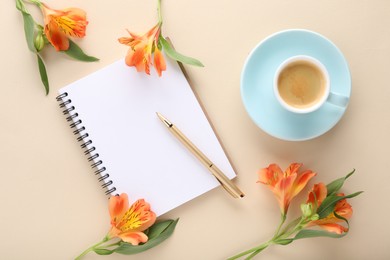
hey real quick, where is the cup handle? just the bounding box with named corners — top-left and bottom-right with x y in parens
top-left (327, 92), bottom-right (349, 107)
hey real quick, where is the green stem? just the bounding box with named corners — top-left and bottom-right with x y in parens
top-left (227, 215), bottom-right (289, 259)
top-left (227, 241), bottom-right (271, 260)
top-left (275, 217), bottom-right (308, 241)
top-left (75, 236), bottom-right (110, 260)
top-left (277, 216), bottom-right (301, 238)
top-left (97, 240), bottom-right (121, 249)
top-left (24, 0), bottom-right (42, 7)
top-left (157, 0), bottom-right (163, 24)
top-left (273, 214), bottom-right (286, 239)
top-left (228, 215), bottom-right (311, 259)
top-left (245, 246), bottom-right (268, 260)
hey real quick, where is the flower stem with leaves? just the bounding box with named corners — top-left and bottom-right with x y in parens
top-left (118, 0), bottom-right (203, 77)
top-left (75, 194), bottom-right (179, 259)
top-left (228, 166), bottom-right (363, 260)
top-left (15, 0), bottom-right (98, 95)
top-left (156, 0), bottom-right (203, 68)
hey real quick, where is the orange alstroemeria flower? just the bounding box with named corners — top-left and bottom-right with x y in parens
top-left (258, 163), bottom-right (316, 215)
top-left (118, 23), bottom-right (166, 76)
top-left (40, 3), bottom-right (88, 51)
top-left (306, 184), bottom-right (353, 234)
top-left (107, 193), bottom-right (156, 245)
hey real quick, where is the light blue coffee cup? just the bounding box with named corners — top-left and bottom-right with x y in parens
top-left (273, 55), bottom-right (349, 114)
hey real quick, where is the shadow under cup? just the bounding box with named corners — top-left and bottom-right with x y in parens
top-left (274, 55), bottom-right (349, 114)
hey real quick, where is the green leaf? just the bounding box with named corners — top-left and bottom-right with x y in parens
top-left (114, 218), bottom-right (179, 255)
top-left (293, 229), bottom-right (347, 240)
top-left (334, 210), bottom-right (349, 225)
top-left (37, 54), bottom-right (49, 95)
top-left (93, 248), bottom-right (114, 255)
top-left (16, 0), bottom-right (23, 11)
top-left (63, 40), bottom-right (99, 62)
top-left (326, 169), bottom-right (355, 196)
top-left (22, 12), bottom-right (36, 52)
top-left (317, 191), bottom-right (363, 219)
top-left (16, 0), bottom-right (36, 53)
top-left (274, 238), bottom-right (293, 245)
top-left (146, 219), bottom-right (177, 240)
top-left (160, 37), bottom-right (204, 67)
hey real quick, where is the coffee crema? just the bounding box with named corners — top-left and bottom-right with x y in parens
top-left (277, 61), bottom-right (326, 109)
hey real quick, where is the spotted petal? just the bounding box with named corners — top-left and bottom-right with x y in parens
top-left (40, 3), bottom-right (88, 51)
top-left (109, 193), bottom-right (129, 226)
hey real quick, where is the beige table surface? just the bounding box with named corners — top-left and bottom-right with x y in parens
top-left (2, 0), bottom-right (389, 259)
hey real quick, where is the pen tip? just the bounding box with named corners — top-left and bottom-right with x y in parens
top-left (156, 112), bottom-right (172, 127)
top-left (156, 112), bottom-right (164, 120)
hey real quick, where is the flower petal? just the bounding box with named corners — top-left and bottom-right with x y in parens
top-left (292, 170), bottom-right (317, 197)
top-left (63, 7), bottom-right (87, 19)
top-left (131, 48), bottom-right (147, 72)
top-left (58, 8), bottom-right (88, 37)
top-left (277, 173), bottom-right (296, 192)
top-left (124, 49), bottom-right (135, 66)
top-left (119, 231), bottom-right (149, 245)
top-left (274, 173), bottom-right (296, 214)
top-left (117, 199), bottom-right (156, 232)
top-left (307, 183), bottom-right (327, 209)
top-left (257, 164), bottom-right (283, 187)
top-left (317, 223), bottom-right (348, 234)
top-left (285, 163), bottom-right (302, 176)
top-left (334, 197), bottom-right (353, 219)
top-left (44, 24), bottom-right (69, 51)
top-left (154, 48), bottom-right (166, 77)
top-left (109, 193), bottom-right (129, 226)
top-left (40, 3), bottom-right (88, 51)
top-left (145, 24), bottom-right (160, 38)
top-left (291, 170), bottom-right (316, 198)
top-left (118, 37), bottom-right (134, 45)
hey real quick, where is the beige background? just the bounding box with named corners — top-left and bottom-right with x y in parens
top-left (2, 0), bottom-right (389, 259)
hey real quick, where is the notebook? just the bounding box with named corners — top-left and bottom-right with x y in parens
top-left (56, 57), bottom-right (237, 216)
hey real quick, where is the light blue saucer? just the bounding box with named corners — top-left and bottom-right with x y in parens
top-left (241, 29), bottom-right (351, 141)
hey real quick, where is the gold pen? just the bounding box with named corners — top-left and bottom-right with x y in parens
top-left (156, 112), bottom-right (244, 198)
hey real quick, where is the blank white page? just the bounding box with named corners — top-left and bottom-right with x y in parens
top-left (58, 58), bottom-right (236, 216)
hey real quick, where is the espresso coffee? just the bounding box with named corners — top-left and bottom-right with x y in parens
top-left (277, 61), bottom-right (326, 109)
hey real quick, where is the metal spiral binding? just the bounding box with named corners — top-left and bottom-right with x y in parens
top-left (56, 92), bottom-right (116, 195)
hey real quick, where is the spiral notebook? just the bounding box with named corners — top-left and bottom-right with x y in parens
top-left (56, 58), bottom-right (237, 216)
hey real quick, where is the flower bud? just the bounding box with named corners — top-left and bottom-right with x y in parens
top-left (34, 33), bottom-right (45, 52)
top-left (310, 214), bottom-right (320, 221)
top-left (300, 203), bottom-right (313, 218)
